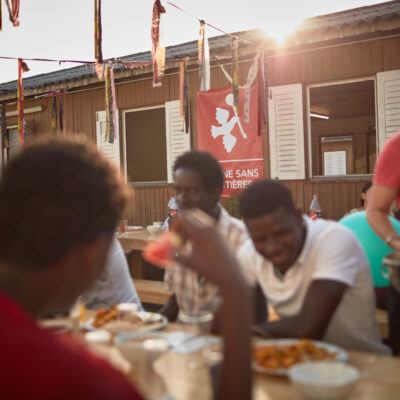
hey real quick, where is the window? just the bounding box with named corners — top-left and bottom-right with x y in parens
top-left (122, 101), bottom-right (191, 184)
top-left (309, 80), bottom-right (376, 177)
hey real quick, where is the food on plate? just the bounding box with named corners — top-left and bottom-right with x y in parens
top-left (142, 232), bottom-right (181, 268)
top-left (91, 305), bottom-right (164, 333)
top-left (92, 305), bottom-right (119, 328)
top-left (253, 339), bottom-right (338, 370)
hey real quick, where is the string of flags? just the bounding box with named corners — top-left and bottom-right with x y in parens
top-left (0, 0), bottom-right (268, 147)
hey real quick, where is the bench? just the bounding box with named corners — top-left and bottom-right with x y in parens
top-left (376, 308), bottom-right (389, 339)
top-left (134, 279), bottom-right (172, 305)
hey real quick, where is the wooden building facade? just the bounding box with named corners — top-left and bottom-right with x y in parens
top-left (2, 1), bottom-right (400, 223)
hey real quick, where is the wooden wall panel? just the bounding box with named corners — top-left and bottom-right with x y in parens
top-left (125, 185), bottom-right (173, 227)
top-left (282, 179), bottom-right (370, 220)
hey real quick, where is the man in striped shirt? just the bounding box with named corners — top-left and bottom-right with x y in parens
top-left (161, 150), bottom-right (251, 321)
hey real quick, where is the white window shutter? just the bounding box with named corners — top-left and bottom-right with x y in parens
top-left (165, 100), bottom-right (191, 182)
top-left (377, 70), bottom-right (400, 152)
top-left (268, 83), bottom-right (305, 180)
top-left (96, 110), bottom-right (121, 168)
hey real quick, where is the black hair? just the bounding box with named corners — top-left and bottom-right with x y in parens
top-left (239, 179), bottom-right (296, 219)
top-left (173, 150), bottom-right (224, 193)
top-left (360, 181), bottom-right (372, 207)
top-left (0, 135), bottom-right (128, 270)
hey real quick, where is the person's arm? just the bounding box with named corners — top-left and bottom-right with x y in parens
top-left (255, 279), bottom-right (346, 339)
top-left (172, 212), bottom-right (252, 400)
top-left (158, 294), bottom-right (179, 321)
top-left (366, 184), bottom-right (400, 250)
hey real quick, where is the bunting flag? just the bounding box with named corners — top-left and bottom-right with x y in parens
top-left (110, 66), bottom-right (117, 140)
top-left (17, 59), bottom-right (29, 145)
top-left (257, 49), bottom-right (267, 135)
top-left (151, 0), bottom-right (166, 87)
top-left (5, 0), bottom-right (19, 27)
top-left (243, 53), bottom-right (259, 124)
top-left (51, 96), bottom-right (58, 133)
top-left (1, 104), bottom-right (8, 150)
top-left (94, 0), bottom-right (103, 64)
top-left (59, 89), bottom-right (64, 132)
top-left (94, 62), bottom-right (104, 80)
top-left (104, 64), bottom-right (115, 144)
top-left (231, 37), bottom-right (239, 113)
top-left (179, 57), bottom-right (189, 133)
top-left (198, 21), bottom-right (210, 92)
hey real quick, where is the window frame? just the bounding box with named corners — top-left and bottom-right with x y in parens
top-left (306, 76), bottom-right (377, 180)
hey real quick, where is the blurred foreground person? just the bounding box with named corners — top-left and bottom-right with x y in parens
top-left (0, 136), bottom-right (143, 400)
top-left (0, 137), bottom-right (252, 400)
top-left (367, 132), bottom-right (400, 354)
top-left (238, 180), bottom-right (390, 355)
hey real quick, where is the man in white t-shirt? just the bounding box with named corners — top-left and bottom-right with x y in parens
top-left (238, 179), bottom-right (390, 354)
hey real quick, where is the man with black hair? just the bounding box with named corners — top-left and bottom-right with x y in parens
top-left (238, 179), bottom-right (390, 354)
top-left (161, 150), bottom-right (250, 321)
top-left (0, 136), bottom-right (144, 399)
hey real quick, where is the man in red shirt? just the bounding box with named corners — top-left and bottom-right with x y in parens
top-left (367, 132), bottom-right (400, 354)
top-left (0, 137), bottom-right (142, 399)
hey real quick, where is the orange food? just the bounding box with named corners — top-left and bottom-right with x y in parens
top-left (253, 339), bottom-right (338, 370)
top-left (92, 305), bottom-right (118, 328)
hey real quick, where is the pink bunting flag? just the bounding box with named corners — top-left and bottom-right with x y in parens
top-left (151, 0), bottom-right (166, 87)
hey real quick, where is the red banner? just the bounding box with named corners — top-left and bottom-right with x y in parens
top-left (197, 85), bottom-right (264, 197)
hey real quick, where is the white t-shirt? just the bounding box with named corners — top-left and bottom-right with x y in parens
top-left (84, 238), bottom-right (143, 310)
top-left (238, 216), bottom-right (390, 355)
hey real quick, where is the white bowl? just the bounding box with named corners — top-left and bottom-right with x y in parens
top-left (288, 362), bottom-right (360, 400)
top-left (115, 333), bottom-right (169, 371)
top-left (146, 225), bottom-right (163, 235)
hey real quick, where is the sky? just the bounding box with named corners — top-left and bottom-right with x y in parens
top-left (0, 0), bottom-right (392, 84)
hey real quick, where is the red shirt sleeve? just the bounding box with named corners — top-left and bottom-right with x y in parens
top-left (373, 133), bottom-right (400, 202)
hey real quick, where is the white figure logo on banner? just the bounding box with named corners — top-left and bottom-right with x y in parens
top-left (211, 93), bottom-right (247, 153)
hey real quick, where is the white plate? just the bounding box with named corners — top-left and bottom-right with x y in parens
top-left (252, 339), bottom-right (347, 376)
top-left (85, 312), bottom-right (168, 337)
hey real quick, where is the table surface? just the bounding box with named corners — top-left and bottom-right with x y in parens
top-left (74, 319), bottom-right (400, 400)
top-left (117, 230), bottom-right (157, 252)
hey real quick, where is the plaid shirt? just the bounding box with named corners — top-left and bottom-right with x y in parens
top-left (164, 207), bottom-right (249, 311)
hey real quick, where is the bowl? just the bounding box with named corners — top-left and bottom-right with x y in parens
top-left (288, 362), bottom-right (360, 400)
top-left (146, 225), bottom-right (163, 235)
top-left (115, 332), bottom-right (169, 371)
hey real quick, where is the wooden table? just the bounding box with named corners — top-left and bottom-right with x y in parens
top-left (80, 322), bottom-right (400, 400)
top-left (117, 230), bottom-right (157, 252)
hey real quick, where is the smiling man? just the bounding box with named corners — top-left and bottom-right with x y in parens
top-left (238, 179), bottom-right (390, 354)
top-left (160, 150), bottom-right (250, 321)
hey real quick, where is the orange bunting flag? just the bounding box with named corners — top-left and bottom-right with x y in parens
top-left (17, 59), bottom-right (29, 145)
top-left (151, 0), bottom-right (166, 87)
